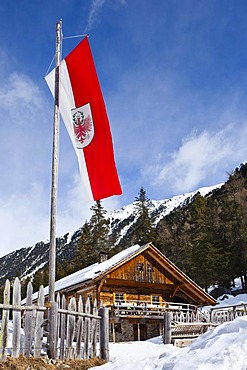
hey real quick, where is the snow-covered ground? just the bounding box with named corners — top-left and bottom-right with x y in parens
top-left (90, 294), bottom-right (247, 370)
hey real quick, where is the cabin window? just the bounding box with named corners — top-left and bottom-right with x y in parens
top-left (147, 264), bottom-right (154, 282)
top-left (152, 295), bottom-right (160, 304)
top-left (115, 293), bottom-right (125, 304)
top-left (112, 323), bottom-right (122, 333)
top-left (136, 263), bottom-right (144, 281)
top-left (147, 264), bottom-right (153, 272)
top-left (136, 263), bottom-right (144, 271)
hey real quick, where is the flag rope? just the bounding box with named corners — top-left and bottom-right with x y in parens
top-left (44, 53), bottom-right (56, 77)
top-left (63, 33), bottom-right (88, 40)
top-left (44, 34), bottom-right (88, 76)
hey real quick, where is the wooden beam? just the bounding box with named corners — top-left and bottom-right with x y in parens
top-left (171, 284), bottom-right (181, 298)
top-left (102, 277), bottom-right (174, 291)
top-left (97, 279), bottom-right (106, 303)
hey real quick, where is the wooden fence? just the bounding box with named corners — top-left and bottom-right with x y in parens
top-left (0, 278), bottom-right (109, 361)
top-left (163, 303), bottom-right (247, 345)
top-left (170, 303), bottom-right (247, 324)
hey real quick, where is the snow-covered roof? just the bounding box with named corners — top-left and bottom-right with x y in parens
top-left (33, 244), bottom-right (144, 299)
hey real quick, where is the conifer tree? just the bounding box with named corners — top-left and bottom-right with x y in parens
top-left (73, 221), bottom-right (97, 270)
top-left (188, 193), bottom-right (217, 291)
top-left (131, 187), bottom-right (156, 245)
top-left (56, 259), bottom-right (68, 280)
top-left (219, 172), bottom-right (247, 290)
top-left (71, 201), bottom-right (110, 271)
top-left (32, 269), bottom-right (44, 293)
top-left (156, 219), bottom-right (176, 259)
top-left (43, 265), bottom-right (49, 286)
top-left (205, 197), bottom-right (231, 288)
top-left (89, 200), bottom-right (110, 254)
top-left (171, 218), bottom-right (193, 277)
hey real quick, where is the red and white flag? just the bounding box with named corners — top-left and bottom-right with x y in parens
top-left (45, 36), bottom-right (122, 201)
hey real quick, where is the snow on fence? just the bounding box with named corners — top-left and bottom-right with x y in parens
top-left (164, 304), bottom-right (247, 344)
top-left (166, 304), bottom-right (247, 326)
top-left (0, 277), bottom-right (109, 361)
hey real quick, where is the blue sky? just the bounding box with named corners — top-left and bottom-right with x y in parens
top-left (0, 0), bottom-right (247, 256)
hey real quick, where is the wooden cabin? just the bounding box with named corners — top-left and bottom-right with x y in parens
top-left (39, 242), bottom-right (216, 342)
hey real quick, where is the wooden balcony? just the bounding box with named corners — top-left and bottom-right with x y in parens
top-left (109, 300), bottom-right (197, 319)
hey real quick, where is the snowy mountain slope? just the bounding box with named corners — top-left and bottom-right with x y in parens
top-left (0, 184), bottom-right (222, 285)
top-left (106, 184), bottom-right (222, 245)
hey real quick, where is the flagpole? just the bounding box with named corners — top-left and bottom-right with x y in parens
top-left (48, 19), bottom-right (62, 304)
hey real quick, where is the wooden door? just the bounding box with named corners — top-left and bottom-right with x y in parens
top-left (133, 323), bottom-right (147, 341)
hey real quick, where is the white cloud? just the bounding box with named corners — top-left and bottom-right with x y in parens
top-left (57, 174), bottom-right (93, 233)
top-left (144, 124), bottom-right (247, 194)
top-left (0, 66), bottom-right (51, 195)
top-left (0, 73), bottom-right (42, 108)
top-left (86, 0), bottom-right (127, 30)
top-left (0, 183), bottom-right (49, 257)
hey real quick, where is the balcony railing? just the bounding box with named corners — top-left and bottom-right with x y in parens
top-left (110, 300), bottom-right (197, 318)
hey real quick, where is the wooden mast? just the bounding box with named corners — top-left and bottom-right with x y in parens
top-left (48, 19), bottom-right (62, 304)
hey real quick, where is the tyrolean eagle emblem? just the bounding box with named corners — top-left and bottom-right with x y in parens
top-left (71, 103), bottom-right (94, 149)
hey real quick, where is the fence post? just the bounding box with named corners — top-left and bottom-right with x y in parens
top-left (56, 294), bottom-right (61, 354)
top-left (163, 311), bottom-right (172, 344)
top-left (12, 277), bottom-right (21, 357)
top-left (24, 281), bottom-right (33, 357)
top-left (34, 285), bottom-right (45, 357)
top-left (76, 296), bottom-right (84, 359)
top-left (66, 297), bottom-right (76, 360)
top-left (59, 295), bottom-right (66, 360)
top-left (0, 279), bottom-right (10, 360)
top-left (99, 306), bottom-right (109, 361)
top-left (91, 299), bottom-right (98, 358)
top-left (83, 297), bottom-right (91, 360)
top-left (48, 301), bottom-right (58, 359)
